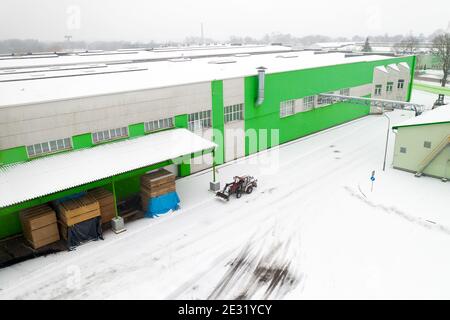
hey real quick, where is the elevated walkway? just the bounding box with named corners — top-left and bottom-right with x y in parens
top-left (318, 93), bottom-right (425, 116)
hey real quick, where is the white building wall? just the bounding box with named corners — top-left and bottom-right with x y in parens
top-left (0, 82), bottom-right (212, 149)
top-left (190, 127), bottom-right (214, 173)
top-left (225, 121), bottom-right (245, 162)
top-left (397, 63), bottom-right (411, 101)
top-left (223, 77), bottom-right (245, 163)
top-left (223, 77), bottom-right (244, 107)
top-left (372, 63), bottom-right (410, 102)
top-left (350, 83), bottom-right (372, 97)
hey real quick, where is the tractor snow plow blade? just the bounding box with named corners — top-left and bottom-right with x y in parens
top-left (216, 192), bottom-right (230, 201)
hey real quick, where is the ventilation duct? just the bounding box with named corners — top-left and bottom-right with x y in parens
top-left (256, 66), bottom-right (267, 106)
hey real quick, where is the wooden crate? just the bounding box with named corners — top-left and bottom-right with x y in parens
top-left (140, 169), bottom-right (176, 211)
top-left (20, 204), bottom-right (60, 249)
top-left (88, 188), bottom-right (116, 223)
top-left (56, 194), bottom-right (100, 226)
top-left (141, 181), bottom-right (176, 198)
top-left (140, 169), bottom-right (175, 189)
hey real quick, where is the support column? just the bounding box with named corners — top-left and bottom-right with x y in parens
top-left (111, 178), bottom-right (126, 234)
top-left (209, 149), bottom-right (220, 192)
top-left (112, 179), bottom-right (119, 218)
top-left (175, 114), bottom-right (191, 177)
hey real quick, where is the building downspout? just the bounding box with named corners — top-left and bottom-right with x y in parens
top-left (256, 66), bottom-right (267, 106)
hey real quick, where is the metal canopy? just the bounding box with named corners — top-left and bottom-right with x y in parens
top-left (0, 128), bottom-right (216, 208)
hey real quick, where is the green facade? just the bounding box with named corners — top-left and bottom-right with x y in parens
top-left (416, 53), bottom-right (443, 70)
top-left (129, 123), bottom-right (146, 138)
top-left (0, 55), bottom-right (415, 239)
top-left (244, 56), bottom-right (415, 154)
top-left (0, 146), bottom-right (28, 166)
top-left (72, 133), bottom-right (94, 149)
top-left (174, 114), bottom-right (191, 176)
top-left (211, 80), bottom-right (225, 165)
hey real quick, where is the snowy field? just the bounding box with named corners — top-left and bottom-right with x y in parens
top-left (0, 90), bottom-right (449, 300)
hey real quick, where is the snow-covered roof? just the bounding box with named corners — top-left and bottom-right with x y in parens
top-left (393, 105), bottom-right (450, 128)
top-left (375, 65), bottom-right (389, 73)
top-left (312, 42), bottom-right (356, 48)
top-left (0, 45), bottom-right (292, 70)
top-left (399, 62), bottom-right (410, 70)
top-left (0, 51), bottom-right (401, 107)
top-left (387, 64), bottom-right (400, 72)
top-left (0, 128), bottom-right (216, 208)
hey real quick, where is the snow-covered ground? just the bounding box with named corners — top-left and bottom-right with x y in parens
top-left (409, 88), bottom-right (449, 106)
top-left (0, 90), bottom-right (449, 300)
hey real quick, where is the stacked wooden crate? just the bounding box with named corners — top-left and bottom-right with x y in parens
top-left (20, 204), bottom-right (60, 249)
top-left (88, 188), bottom-right (116, 223)
top-left (56, 194), bottom-right (101, 240)
top-left (140, 169), bottom-right (176, 211)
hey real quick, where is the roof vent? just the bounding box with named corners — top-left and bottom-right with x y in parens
top-left (208, 59), bottom-right (237, 64)
top-left (344, 53), bottom-right (363, 58)
top-left (276, 54), bottom-right (298, 58)
top-left (169, 57), bottom-right (192, 62)
top-left (256, 66), bottom-right (267, 106)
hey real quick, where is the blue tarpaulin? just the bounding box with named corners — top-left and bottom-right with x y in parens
top-left (145, 191), bottom-right (180, 218)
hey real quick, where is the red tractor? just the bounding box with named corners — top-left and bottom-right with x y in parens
top-left (216, 175), bottom-right (258, 201)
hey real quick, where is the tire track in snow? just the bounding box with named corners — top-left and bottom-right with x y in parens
top-left (207, 221), bottom-right (302, 300)
top-left (344, 186), bottom-right (450, 236)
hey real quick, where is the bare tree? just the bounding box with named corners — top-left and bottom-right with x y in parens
top-left (392, 35), bottom-right (419, 55)
top-left (403, 35), bottom-right (419, 53)
top-left (432, 33), bottom-right (450, 87)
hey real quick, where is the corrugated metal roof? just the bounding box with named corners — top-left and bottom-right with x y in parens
top-left (0, 128), bottom-right (216, 208)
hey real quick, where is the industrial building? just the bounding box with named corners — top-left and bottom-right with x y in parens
top-left (0, 45), bottom-right (415, 239)
top-left (392, 105), bottom-right (450, 180)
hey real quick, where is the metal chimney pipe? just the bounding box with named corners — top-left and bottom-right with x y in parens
top-left (256, 66), bottom-right (267, 106)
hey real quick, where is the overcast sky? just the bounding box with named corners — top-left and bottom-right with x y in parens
top-left (0, 0), bottom-right (448, 42)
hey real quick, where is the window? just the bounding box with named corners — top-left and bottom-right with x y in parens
top-left (280, 100), bottom-right (295, 118)
top-left (26, 138), bottom-right (72, 157)
top-left (188, 110), bottom-right (212, 131)
top-left (144, 117), bottom-right (174, 133)
top-left (92, 127), bottom-right (128, 144)
top-left (386, 82), bottom-right (394, 93)
top-left (398, 79), bottom-right (405, 89)
top-left (424, 141), bottom-right (432, 149)
top-left (224, 104), bottom-right (244, 123)
top-left (400, 147), bottom-right (407, 154)
top-left (303, 96), bottom-right (315, 110)
top-left (340, 88), bottom-right (350, 96)
top-left (374, 85), bottom-right (382, 96)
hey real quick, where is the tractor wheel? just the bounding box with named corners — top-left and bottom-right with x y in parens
top-left (236, 191), bottom-right (242, 198)
top-left (246, 186), bottom-right (253, 194)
